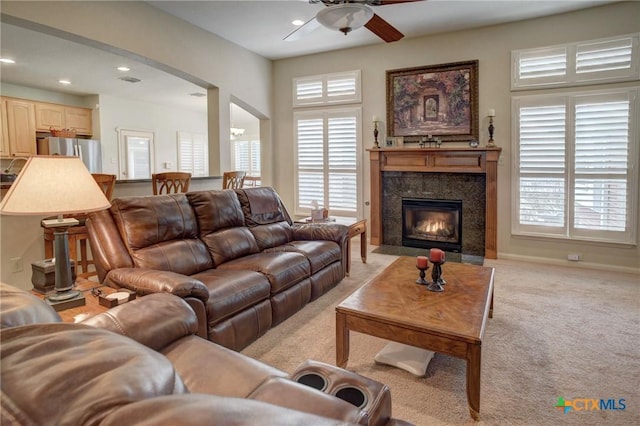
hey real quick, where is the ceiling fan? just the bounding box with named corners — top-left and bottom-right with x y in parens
top-left (285, 0), bottom-right (425, 43)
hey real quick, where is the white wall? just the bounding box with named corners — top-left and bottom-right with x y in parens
top-left (97, 94), bottom-right (207, 177)
top-left (272, 2), bottom-right (640, 272)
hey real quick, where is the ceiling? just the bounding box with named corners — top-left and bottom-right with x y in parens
top-left (0, 0), bottom-right (617, 124)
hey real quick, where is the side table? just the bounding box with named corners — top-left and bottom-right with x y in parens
top-left (295, 217), bottom-right (367, 275)
top-left (32, 279), bottom-right (110, 323)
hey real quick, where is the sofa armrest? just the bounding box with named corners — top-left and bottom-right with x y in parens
top-left (82, 293), bottom-right (199, 351)
top-left (292, 223), bottom-right (349, 246)
top-left (104, 268), bottom-right (209, 302)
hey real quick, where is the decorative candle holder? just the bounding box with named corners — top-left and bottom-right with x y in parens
top-left (373, 121), bottom-right (380, 149)
top-left (487, 114), bottom-right (495, 148)
top-left (427, 260), bottom-right (446, 292)
top-left (416, 264), bottom-right (430, 285)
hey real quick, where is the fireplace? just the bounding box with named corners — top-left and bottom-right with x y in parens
top-left (402, 198), bottom-right (462, 252)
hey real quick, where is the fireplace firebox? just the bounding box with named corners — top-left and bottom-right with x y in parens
top-left (402, 198), bottom-right (462, 252)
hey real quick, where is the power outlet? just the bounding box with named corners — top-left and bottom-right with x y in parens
top-left (567, 253), bottom-right (581, 261)
top-left (10, 257), bottom-right (23, 273)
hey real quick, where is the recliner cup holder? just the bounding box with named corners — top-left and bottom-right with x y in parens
top-left (296, 372), bottom-right (327, 391)
top-left (334, 386), bottom-right (367, 408)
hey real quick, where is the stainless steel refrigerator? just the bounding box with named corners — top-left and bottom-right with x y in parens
top-left (44, 137), bottom-right (102, 173)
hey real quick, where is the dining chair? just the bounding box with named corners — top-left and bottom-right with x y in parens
top-left (91, 173), bottom-right (117, 200)
top-left (222, 171), bottom-right (246, 189)
top-left (152, 172), bottom-right (191, 195)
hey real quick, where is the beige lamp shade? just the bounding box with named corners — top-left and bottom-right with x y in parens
top-left (0, 156), bottom-right (111, 216)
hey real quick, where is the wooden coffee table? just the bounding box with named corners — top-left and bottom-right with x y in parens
top-left (336, 256), bottom-right (494, 420)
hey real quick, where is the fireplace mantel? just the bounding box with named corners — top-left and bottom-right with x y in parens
top-left (368, 147), bottom-right (501, 259)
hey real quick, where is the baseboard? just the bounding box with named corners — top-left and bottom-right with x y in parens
top-left (496, 252), bottom-right (639, 275)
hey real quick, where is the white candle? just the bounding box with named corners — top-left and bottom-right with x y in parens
top-left (372, 115), bottom-right (379, 122)
top-left (488, 109), bottom-right (496, 117)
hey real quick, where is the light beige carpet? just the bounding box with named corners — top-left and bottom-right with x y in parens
top-left (242, 243), bottom-right (639, 425)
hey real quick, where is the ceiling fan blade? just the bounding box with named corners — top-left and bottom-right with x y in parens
top-left (365, 13), bottom-right (404, 42)
top-left (284, 17), bottom-right (321, 41)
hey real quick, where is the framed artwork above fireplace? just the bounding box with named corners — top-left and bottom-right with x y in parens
top-left (386, 60), bottom-right (479, 142)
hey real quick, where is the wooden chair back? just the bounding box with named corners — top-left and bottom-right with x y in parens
top-left (91, 174), bottom-right (117, 200)
top-left (152, 172), bottom-right (191, 195)
top-left (222, 171), bottom-right (246, 189)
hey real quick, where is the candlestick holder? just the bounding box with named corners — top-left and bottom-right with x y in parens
top-left (487, 115), bottom-right (495, 148)
top-left (426, 260), bottom-right (446, 292)
top-left (416, 264), bottom-right (430, 285)
top-left (373, 121), bottom-right (380, 149)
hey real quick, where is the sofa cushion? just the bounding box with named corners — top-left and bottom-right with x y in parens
top-left (0, 282), bottom-right (61, 329)
top-left (266, 240), bottom-right (342, 274)
top-left (187, 190), bottom-right (261, 265)
top-left (100, 394), bottom-right (354, 426)
top-left (110, 194), bottom-right (213, 275)
top-left (236, 187), bottom-right (292, 227)
top-left (190, 269), bottom-right (270, 324)
top-left (0, 323), bottom-right (186, 426)
top-left (218, 251), bottom-right (310, 295)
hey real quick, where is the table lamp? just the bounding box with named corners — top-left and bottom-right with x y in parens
top-left (0, 156), bottom-right (111, 310)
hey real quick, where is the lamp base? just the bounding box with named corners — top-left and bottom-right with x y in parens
top-left (45, 289), bottom-right (85, 311)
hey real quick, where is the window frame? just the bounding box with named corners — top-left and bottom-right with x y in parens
top-left (511, 87), bottom-right (639, 245)
top-left (293, 70), bottom-right (362, 107)
top-left (512, 33), bottom-right (640, 90)
top-left (293, 106), bottom-right (362, 218)
top-left (117, 128), bottom-right (155, 180)
top-left (177, 131), bottom-right (208, 177)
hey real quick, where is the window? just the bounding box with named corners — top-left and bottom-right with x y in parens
top-left (294, 108), bottom-right (361, 217)
top-left (177, 131), bottom-right (208, 177)
top-left (293, 70), bottom-right (361, 107)
top-left (512, 34), bottom-right (639, 90)
top-left (231, 139), bottom-right (261, 178)
top-left (512, 88), bottom-right (638, 244)
top-left (118, 129), bottom-right (155, 180)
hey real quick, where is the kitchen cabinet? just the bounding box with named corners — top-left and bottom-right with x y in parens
top-left (35, 102), bottom-right (92, 135)
top-left (64, 106), bottom-right (92, 135)
top-left (35, 102), bottom-right (65, 131)
top-left (4, 98), bottom-right (36, 157)
top-left (0, 99), bottom-right (10, 157)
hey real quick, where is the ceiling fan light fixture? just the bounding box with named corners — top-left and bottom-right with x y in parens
top-left (316, 4), bottom-right (374, 35)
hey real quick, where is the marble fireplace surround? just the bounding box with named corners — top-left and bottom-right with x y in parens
top-left (369, 147), bottom-right (501, 259)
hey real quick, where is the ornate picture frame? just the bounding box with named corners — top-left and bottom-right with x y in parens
top-left (386, 60), bottom-right (479, 142)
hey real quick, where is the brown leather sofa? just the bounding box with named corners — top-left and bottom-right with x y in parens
top-left (0, 283), bottom-right (411, 426)
top-left (86, 187), bottom-right (348, 351)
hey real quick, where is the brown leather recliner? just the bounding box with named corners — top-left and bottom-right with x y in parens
top-left (86, 187), bottom-right (348, 351)
top-left (0, 283), bottom-right (412, 426)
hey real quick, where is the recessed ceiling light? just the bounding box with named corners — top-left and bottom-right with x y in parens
top-left (58, 79), bottom-right (71, 85)
top-left (117, 66), bottom-right (130, 72)
top-left (0, 58), bottom-right (16, 64)
top-left (291, 19), bottom-right (305, 26)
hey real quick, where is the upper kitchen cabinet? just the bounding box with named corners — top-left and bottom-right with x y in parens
top-left (0, 99), bottom-right (10, 157)
top-left (35, 102), bottom-right (92, 135)
top-left (3, 98), bottom-right (36, 157)
top-left (64, 106), bottom-right (92, 135)
top-left (34, 102), bottom-right (64, 131)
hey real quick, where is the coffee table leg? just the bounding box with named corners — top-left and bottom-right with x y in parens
top-left (336, 311), bottom-right (349, 368)
top-left (467, 344), bottom-right (481, 421)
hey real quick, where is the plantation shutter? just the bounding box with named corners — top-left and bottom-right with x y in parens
top-left (178, 132), bottom-right (207, 177)
top-left (293, 71), bottom-right (361, 106)
top-left (295, 108), bottom-right (360, 217)
top-left (573, 93), bottom-right (631, 235)
top-left (327, 115), bottom-right (357, 213)
top-left (297, 117), bottom-right (325, 209)
top-left (231, 140), bottom-right (261, 177)
top-left (512, 33), bottom-right (639, 90)
top-left (517, 100), bottom-right (567, 230)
